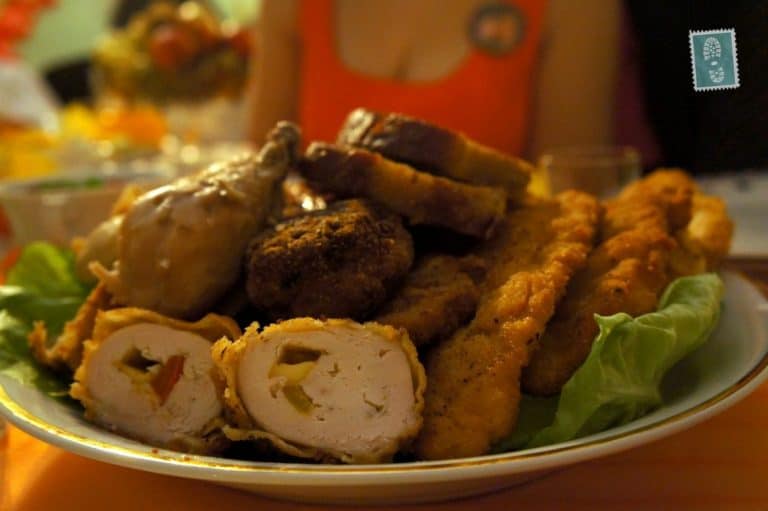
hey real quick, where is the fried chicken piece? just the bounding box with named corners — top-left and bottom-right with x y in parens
top-left (28, 283), bottom-right (113, 373)
top-left (522, 169), bottom-right (697, 396)
top-left (92, 122), bottom-right (298, 320)
top-left (245, 199), bottom-right (413, 321)
top-left (337, 108), bottom-right (532, 198)
top-left (414, 191), bottom-right (600, 460)
top-left (375, 254), bottom-right (487, 346)
top-left (670, 194), bottom-right (733, 276)
top-left (604, 168), bottom-right (696, 237)
top-left (299, 143), bottom-right (507, 239)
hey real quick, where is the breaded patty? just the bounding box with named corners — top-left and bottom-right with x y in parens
top-left (245, 199), bottom-right (414, 321)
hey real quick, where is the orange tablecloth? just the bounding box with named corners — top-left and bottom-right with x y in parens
top-left (2, 262), bottom-right (767, 511)
top-left (2, 380), bottom-right (768, 511)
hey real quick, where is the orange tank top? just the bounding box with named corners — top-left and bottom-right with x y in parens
top-left (298, 0), bottom-right (546, 156)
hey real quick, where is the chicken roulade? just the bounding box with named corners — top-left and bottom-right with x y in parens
top-left (212, 318), bottom-right (426, 464)
top-left (71, 308), bottom-right (242, 454)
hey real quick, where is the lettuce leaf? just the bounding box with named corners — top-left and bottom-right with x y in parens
top-left (521, 273), bottom-right (724, 448)
top-left (0, 242), bottom-right (90, 396)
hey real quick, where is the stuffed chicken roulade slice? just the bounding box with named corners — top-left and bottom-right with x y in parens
top-left (212, 318), bottom-right (426, 464)
top-left (71, 308), bottom-right (242, 454)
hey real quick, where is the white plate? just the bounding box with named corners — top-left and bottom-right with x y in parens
top-left (1, 271), bottom-right (767, 505)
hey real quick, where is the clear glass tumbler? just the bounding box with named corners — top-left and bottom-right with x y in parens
top-left (538, 146), bottom-right (641, 198)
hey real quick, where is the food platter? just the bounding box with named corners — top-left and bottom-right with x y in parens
top-left (1, 271), bottom-right (767, 505)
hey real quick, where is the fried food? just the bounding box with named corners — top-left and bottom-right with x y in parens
top-left (522, 169), bottom-right (697, 396)
top-left (414, 191), bottom-right (600, 460)
top-left (670, 193), bottom-right (733, 276)
top-left (28, 283), bottom-right (113, 373)
top-left (71, 308), bottom-right (241, 454)
top-left (374, 254), bottom-right (487, 346)
top-left (212, 318), bottom-right (426, 463)
top-left (299, 142), bottom-right (507, 239)
top-left (337, 108), bottom-right (532, 198)
top-left (603, 168), bottom-right (696, 237)
top-left (245, 199), bottom-right (413, 321)
top-left (92, 122), bottom-right (299, 320)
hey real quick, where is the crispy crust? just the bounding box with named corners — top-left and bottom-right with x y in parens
top-left (374, 254), bottom-right (487, 346)
top-left (337, 108), bottom-right (532, 197)
top-left (245, 199), bottom-right (414, 321)
top-left (28, 283), bottom-right (113, 374)
top-left (414, 191), bottom-right (600, 460)
top-left (300, 143), bottom-right (507, 238)
top-left (522, 169), bottom-right (694, 396)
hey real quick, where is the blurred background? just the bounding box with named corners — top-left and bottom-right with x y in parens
top-left (0, 0), bottom-right (765, 253)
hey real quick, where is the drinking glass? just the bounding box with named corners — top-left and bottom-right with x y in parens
top-left (538, 146), bottom-right (641, 198)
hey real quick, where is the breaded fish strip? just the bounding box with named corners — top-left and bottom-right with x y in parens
top-left (670, 193), bottom-right (733, 276)
top-left (375, 254), bottom-right (487, 346)
top-left (414, 191), bottom-right (600, 460)
top-left (337, 108), bottom-right (532, 197)
top-left (299, 143), bottom-right (507, 239)
top-left (28, 283), bottom-right (113, 373)
top-left (522, 170), bottom-right (696, 396)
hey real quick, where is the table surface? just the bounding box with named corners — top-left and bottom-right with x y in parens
top-left (2, 259), bottom-right (767, 511)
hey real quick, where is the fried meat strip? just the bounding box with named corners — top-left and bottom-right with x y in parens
top-left (522, 170), bottom-right (697, 396)
top-left (337, 108), bottom-right (532, 198)
top-left (374, 254), bottom-right (487, 346)
top-left (299, 143), bottom-right (507, 239)
top-left (603, 168), bottom-right (696, 238)
top-left (670, 193), bottom-right (733, 276)
top-left (414, 191), bottom-right (600, 460)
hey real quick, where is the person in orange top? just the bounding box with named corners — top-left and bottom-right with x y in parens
top-left (248, 0), bottom-right (620, 159)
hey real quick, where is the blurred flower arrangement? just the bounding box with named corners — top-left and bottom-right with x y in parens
top-left (93, 1), bottom-right (251, 104)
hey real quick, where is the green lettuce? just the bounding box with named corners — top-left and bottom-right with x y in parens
top-left (0, 242), bottom-right (91, 397)
top-left (495, 273), bottom-right (724, 451)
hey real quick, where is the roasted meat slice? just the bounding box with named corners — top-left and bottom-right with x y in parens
top-left (337, 108), bottom-right (532, 198)
top-left (374, 254), bottom-right (486, 346)
top-left (212, 318), bottom-right (426, 464)
top-left (70, 308), bottom-right (242, 454)
top-left (245, 199), bottom-right (413, 321)
top-left (299, 142), bottom-right (507, 239)
top-left (92, 122), bottom-right (299, 319)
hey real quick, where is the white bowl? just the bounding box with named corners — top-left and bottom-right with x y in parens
top-left (0, 171), bottom-right (165, 246)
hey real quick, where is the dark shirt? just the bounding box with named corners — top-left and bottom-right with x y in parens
top-left (627, 1), bottom-right (768, 173)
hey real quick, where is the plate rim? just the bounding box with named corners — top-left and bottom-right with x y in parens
top-left (2, 270), bottom-right (767, 485)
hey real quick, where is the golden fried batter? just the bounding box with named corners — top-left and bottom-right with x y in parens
top-left (670, 193), bottom-right (733, 276)
top-left (414, 191), bottom-right (600, 460)
top-left (299, 143), bottom-right (507, 239)
top-left (604, 168), bottom-right (696, 237)
top-left (28, 283), bottom-right (113, 373)
top-left (522, 169), bottom-right (697, 396)
top-left (374, 254), bottom-right (486, 346)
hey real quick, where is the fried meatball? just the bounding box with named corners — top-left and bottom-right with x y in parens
top-left (245, 199), bottom-right (414, 321)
